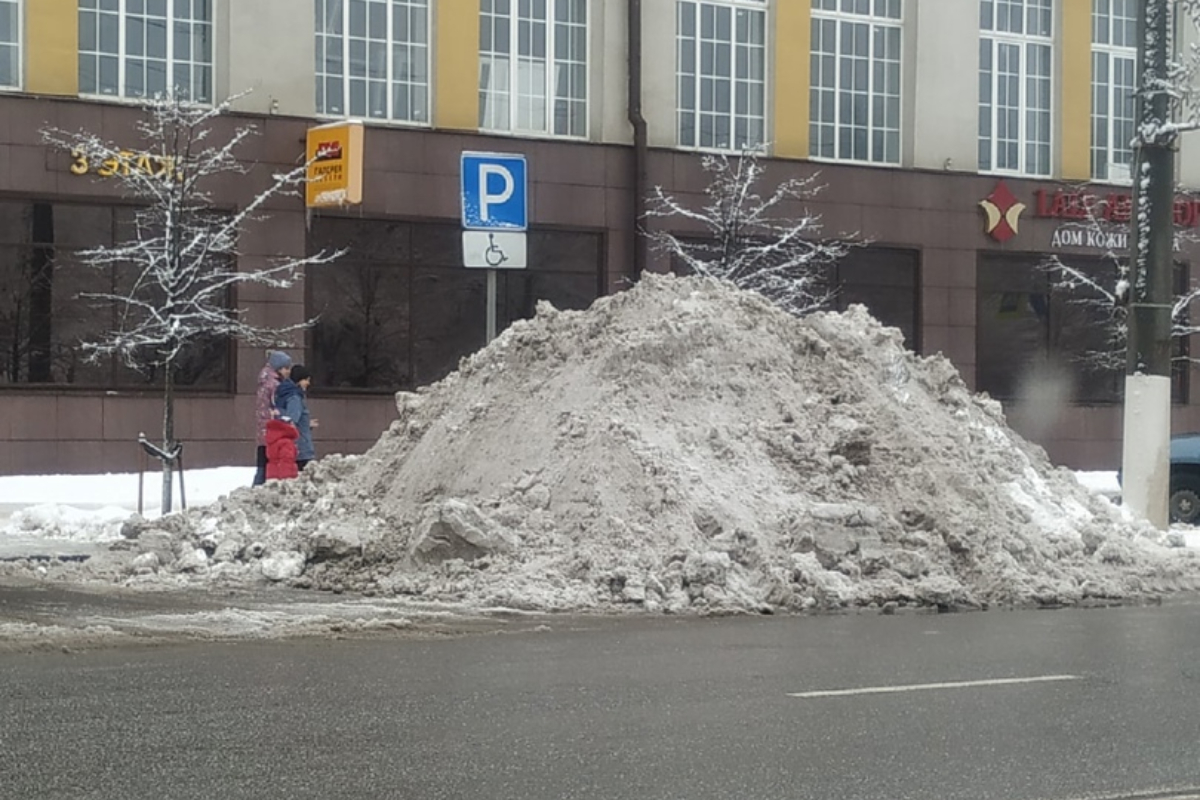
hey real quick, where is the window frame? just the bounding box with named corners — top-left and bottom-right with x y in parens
top-left (0, 196), bottom-right (235, 393)
top-left (0, 0), bottom-right (21, 91)
top-left (978, 0), bottom-right (1054, 177)
top-left (663, 235), bottom-right (920, 347)
top-left (675, 0), bottom-right (769, 154)
top-left (808, 0), bottom-right (903, 166)
top-left (77, 0), bottom-right (216, 104)
top-left (974, 252), bottom-right (1189, 405)
top-left (303, 214), bottom-right (606, 393)
top-left (830, 243), bottom-right (920, 349)
top-left (1090, 0), bottom-right (1136, 184)
top-left (314, 0), bottom-right (432, 125)
top-left (478, 0), bottom-right (591, 139)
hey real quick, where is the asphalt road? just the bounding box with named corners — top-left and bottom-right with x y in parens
top-left (4, 602), bottom-right (1200, 800)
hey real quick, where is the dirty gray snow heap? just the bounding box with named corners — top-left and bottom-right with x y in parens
top-left (45, 276), bottom-right (1200, 611)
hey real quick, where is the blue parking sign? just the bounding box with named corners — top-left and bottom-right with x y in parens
top-left (461, 152), bottom-right (527, 231)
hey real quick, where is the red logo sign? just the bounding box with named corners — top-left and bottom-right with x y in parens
top-left (979, 181), bottom-right (1026, 242)
top-left (1034, 189), bottom-right (1200, 229)
top-left (314, 141), bottom-right (343, 161)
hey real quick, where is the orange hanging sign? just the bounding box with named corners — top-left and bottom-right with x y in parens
top-left (306, 121), bottom-right (364, 208)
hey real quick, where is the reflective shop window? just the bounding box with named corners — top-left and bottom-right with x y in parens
top-left (0, 200), bottom-right (231, 389)
top-left (832, 246), bottom-right (919, 347)
top-left (668, 242), bottom-right (920, 346)
top-left (975, 253), bottom-right (1188, 404)
top-left (306, 217), bottom-right (603, 390)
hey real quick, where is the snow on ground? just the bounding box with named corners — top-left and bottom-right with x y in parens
top-left (1074, 471), bottom-right (1120, 498)
top-left (0, 467), bottom-right (253, 541)
top-left (0, 466), bottom-right (252, 514)
top-left (2, 276), bottom-right (1200, 617)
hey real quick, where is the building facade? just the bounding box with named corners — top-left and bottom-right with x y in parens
top-left (2, 0), bottom-right (1200, 474)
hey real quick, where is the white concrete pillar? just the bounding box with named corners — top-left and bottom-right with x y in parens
top-left (1121, 374), bottom-right (1172, 529)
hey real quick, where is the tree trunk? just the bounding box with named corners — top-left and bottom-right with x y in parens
top-left (161, 360), bottom-right (175, 515)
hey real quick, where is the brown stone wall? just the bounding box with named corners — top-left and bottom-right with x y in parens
top-left (3, 95), bottom-right (1199, 474)
top-left (0, 97), bottom-right (639, 474)
top-left (638, 153), bottom-right (1200, 470)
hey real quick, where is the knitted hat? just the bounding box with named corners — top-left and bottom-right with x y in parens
top-left (290, 365), bottom-right (311, 384)
top-left (267, 351), bottom-right (292, 371)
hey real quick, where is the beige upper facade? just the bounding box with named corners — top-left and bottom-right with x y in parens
top-left (5, 0), bottom-right (1200, 184)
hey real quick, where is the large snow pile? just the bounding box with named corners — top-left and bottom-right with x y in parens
top-left (8, 276), bottom-right (1200, 612)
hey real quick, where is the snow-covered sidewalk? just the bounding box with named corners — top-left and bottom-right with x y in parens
top-left (0, 467), bottom-right (254, 542)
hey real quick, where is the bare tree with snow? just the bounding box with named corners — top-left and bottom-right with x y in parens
top-left (1039, 0), bottom-right (1200, 525)
top-left (643, 151), bottom-right (853, 316)
top-left (1044, 0), bottom-right (1200, 372)
top-left (1042, 200), bottom-right (1200, 373)
top-left (42, 94), bottom-right (341, 513)
top-left (1039, 192), bottom-right (1137, 373)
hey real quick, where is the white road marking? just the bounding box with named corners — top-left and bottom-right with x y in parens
top-left (787, 674), bottom-right (1081, 699)
top-left (1051, 790), bottom-right (1200, 800)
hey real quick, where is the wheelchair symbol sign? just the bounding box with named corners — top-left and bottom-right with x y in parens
top-left (484, 233), bottom-right (507, 266)
top-left (462, 230), bottom-right (527, 269)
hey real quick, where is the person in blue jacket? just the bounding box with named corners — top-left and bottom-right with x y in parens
top-left (274, 364), bottom-right (317, 471)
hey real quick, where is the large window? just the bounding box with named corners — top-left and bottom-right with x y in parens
top-left (979, 0), bottom-right (1052, 176)
top-left (810, 0), bottom-right (901, 164)
top-left (479, 0), bottom-right (588, 137)
top-left (676, 0), bottom-right (766, 151)
top-left (833, 245), bottom-right (919, 347)
top-left (0, 200), bottom-right (229, 389)
top-left (668, 243), bottom-right (919, 345)
top-left (1092, 0), bottom-right (1136, 183)
top-left (307, 218), bottom-right (602, 390)
top-left (0, 0), bottom-right (19, 89)
top-left (315, 0), bottom-right (429, 123)
top-left (78, 0), bottom-right (213, 102)
top-left (976, 255), bottom-right (1188, 404)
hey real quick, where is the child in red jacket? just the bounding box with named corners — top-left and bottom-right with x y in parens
top-left (264, 418), bottom-right (299, 480)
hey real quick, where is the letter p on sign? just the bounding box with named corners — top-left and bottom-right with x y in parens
top-left (461, 152), bottom-right (527, 231)
top-left (478, 164), bottom-right (514, 222)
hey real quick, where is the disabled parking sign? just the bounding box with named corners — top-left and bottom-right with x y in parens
top-left (461, 151), bottom-right (528, 343)
top-left (461, 152), bottom-right (527, 231)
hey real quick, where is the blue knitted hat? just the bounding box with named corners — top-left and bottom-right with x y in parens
top-left (268, 351), bottom-right (292, 371)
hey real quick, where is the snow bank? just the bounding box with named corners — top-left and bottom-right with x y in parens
top-left (0, 467), bottom-right (253, 514)
top-left (1074, 471), bottom-right (1120, 498)
top-left (6, 276), bottom-right (1199, 613)
top-left (4, 504), bottom-right (132, 542)
top-left (0, 467), bottom-right (254, 540)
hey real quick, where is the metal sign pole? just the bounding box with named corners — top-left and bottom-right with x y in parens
top-left (486, 269), bottom-right (497, 342)
top-left (176, 446), bottom-right (187, 511)
top-left (137, 440), bottom-right (145, 517)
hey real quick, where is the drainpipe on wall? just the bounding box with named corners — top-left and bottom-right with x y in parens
top-left (628, 0), bottom-right (648, 279)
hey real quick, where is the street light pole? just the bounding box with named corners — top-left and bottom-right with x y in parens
top-left (1123, 0), bottom-right (1176, 528)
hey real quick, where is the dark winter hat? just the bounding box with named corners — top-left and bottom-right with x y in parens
top-left (290, 365), bottom-right (311, 384)
top-left (268, 351), bottom-right (292, 371)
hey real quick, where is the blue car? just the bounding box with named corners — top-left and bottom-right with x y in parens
top-left (1170, 433), bottom-right (1200, 524)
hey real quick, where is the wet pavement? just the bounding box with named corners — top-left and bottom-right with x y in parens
top-left (4, 601), bottom-right (1200, 800)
